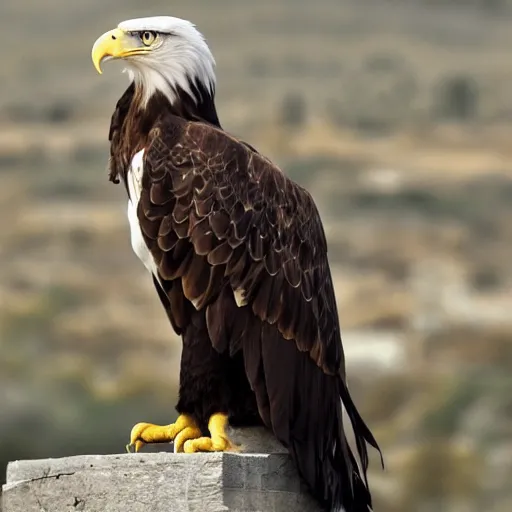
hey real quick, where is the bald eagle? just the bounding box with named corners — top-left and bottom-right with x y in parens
top-left (91, 16), bottom-right (382, 512)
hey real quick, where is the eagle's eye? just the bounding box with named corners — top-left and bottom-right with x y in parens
top-left (140, 31), bottom-right (156, 46)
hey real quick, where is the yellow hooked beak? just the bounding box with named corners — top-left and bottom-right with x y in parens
top-left (91, 28), bottom-right (150, 74)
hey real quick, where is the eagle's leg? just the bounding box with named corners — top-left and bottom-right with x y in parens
top-left (126, 413), bottom-right (202, 453)
top-left (183, 413), bottom-right (240, 453)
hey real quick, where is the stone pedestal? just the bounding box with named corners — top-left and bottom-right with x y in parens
top-left (2, 428), bottom-right (321, 512)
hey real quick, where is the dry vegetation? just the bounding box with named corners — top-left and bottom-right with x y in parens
top-left (1, 1), bottom-right (512, 510)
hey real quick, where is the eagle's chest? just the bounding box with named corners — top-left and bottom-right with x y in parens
top-left (126, 150), bottom-right (159, 278)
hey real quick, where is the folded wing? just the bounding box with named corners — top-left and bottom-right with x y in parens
top-left (137, 117), bottom-right (382, 510)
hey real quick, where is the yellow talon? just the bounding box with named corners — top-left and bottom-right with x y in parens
top-left (183, 413), bottom-right (240, 454)
top-left (126, 414), bottom-right (200, 453)
top-left (174, 426), bottom-right (203, 453)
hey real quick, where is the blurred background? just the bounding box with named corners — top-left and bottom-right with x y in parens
top-left (1, 0), bottom-right (512, 510)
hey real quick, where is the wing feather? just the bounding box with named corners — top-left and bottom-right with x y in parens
top-left (140, 120), bottom-right (343, 371)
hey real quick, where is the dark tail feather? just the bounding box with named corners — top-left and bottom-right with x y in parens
top-left (289, 372), bottom-right (383, 512)
top-left (249, 321), bottom-right (383, 512)
top-left (328, 376), bottom-right (384, 512)
top-left (286, 360), bottom-right (381, 511)
top-left (325, 383), bottom-right (381, 512)
top-left (339, 376), bottom-right (385, 480)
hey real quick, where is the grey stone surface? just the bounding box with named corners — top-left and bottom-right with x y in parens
top-left (2, 429), bottom-right (321, 512)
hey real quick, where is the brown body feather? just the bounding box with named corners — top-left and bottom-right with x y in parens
top-left (109, 84), bottom-right (382, 512)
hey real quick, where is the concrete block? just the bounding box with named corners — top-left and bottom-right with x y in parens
top-left (2, 428), bottom-right (321, 512)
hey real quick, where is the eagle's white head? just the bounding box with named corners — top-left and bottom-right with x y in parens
top-left (91, 16), bottom-right (216, 107)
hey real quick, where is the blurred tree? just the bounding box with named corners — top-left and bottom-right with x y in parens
top-left (434, 75), bottom-right (479, 121)
top-left (45, 102), bottom-right (74, 124)
top-left (279, 92), bottom-right (307, 129)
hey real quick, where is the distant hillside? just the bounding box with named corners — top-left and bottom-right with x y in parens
top-left (2, 0), bottom-right (512, 131)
